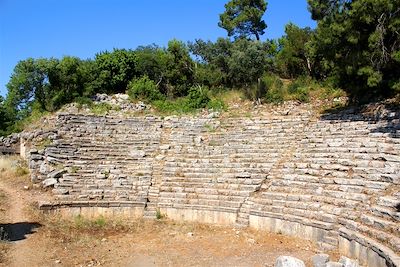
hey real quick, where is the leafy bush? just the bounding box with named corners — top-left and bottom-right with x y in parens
top-left (264, 88), bottom-right (285, 103)
top-left (186, 86), bottom-right (210, 109)
top-left (287, 77), bottom-right (311, 102)
top-left (207, 98), bottom-right (226, 111)
top-left (193, 64), bottom-right (225, 88)
top-left (90, 102), bottom-right (114, 115)
top-left (74, 97), bottom-right (93, 109)
top-left (262, 74), bottom-right (283, 90)
top-left (152, 98), bottom-right (191, 114)
top-left (260, 74), bottom-right (285, 103)
top-left (292, 87), bottom-right (310, 102)
top-left (287, 78), bottom-right (305, 94)
top-left (127, 76), bottom-right (164, 102)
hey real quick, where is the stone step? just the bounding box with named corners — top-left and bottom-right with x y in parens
top-left (370, 205), bottom-right (400, 221)
top-left (323, 236), bottom-right (338, 246)
top-left (360, 213), bottom-right (399, 234)
top-left (317, 241), bottom-right (337, 252)
top-left (339, 218), bottom-right (400, 252)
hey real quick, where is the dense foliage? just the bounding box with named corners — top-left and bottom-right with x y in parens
top-left (308, 0), bottom-right (400, 99)
top-left (1, 0), bottom-right (399, 136)
top-left (276, 23), bottom-right (315, 78)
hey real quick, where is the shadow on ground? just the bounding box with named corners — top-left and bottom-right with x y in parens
top-left (0, 222), bottom-right (42, 242)
top-left (320, 101), bottom-right (400, 138)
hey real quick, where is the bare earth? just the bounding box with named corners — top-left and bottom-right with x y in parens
top-left (0, 176), bottom-right (337, 267)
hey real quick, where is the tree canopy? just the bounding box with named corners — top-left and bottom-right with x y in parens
top-left (308, 0), bottom-right (400, 99)
top-left (219, 0), bottom-right (268, 40)
top-left (276, 23), bottom-right (314, 78)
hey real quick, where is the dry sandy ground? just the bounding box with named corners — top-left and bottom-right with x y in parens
top-left (0, 162), bottom-right (338, 267)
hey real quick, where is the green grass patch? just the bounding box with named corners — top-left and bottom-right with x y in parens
top-left (90, 102), bottom-right (119, 115)
top-left (36, 138), bottom-right (52, 150)
top-left (73, 215), bottom-right (107, 229)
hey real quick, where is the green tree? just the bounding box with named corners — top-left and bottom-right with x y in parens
top-left (219, 0), bottom-right (268, 40)
top-left (5, 57), bottom-right (92, 114)
top-left (277, 23), bottom-right (315, 78)
top-left (49, 56), bottom-right (88, 110)
top-left (189, 38), bottom-right (232, 86)
top-left (165, 39), bottom-right (195, 97)
top-left (308, 0), bottom-right (400, 99)
top-left (189, 38), bottom-right (276, 88)
top-left (135, 45), bottom-right (169, 86)
top-left (5, 58), bottom-right (57, 116)
top-left (0, 96), bottom-right (13, 136)
top-left (228, 38), bottom-right (275, 86)
top-left (91, 49), bottom-right (137, 94)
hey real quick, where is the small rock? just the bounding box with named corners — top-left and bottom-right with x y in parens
top-left (206, 112), bottom-right (220, 119)
top-left (130, 150), bottom-right (146, 158)
top-left (247, 238), bottom-right (256, 244)
top-left (55, 259), bottom-right (61, 264)
top-left (115, 93), bottom-right (129, 101)
top-left (312, 254), bottom-right (330, 267)
top-left (326, 262), bottom-right (343, 267)
top-left (194, 136), bottom-right (203, 145)
top-left (101, 238), bottom-right (107, 242)
top-left (155, 155), bottom-right (165, 161)
top-left (29, 149), bottom-right (38, 154)
top-left (187, 232), bottom-right (194, 237)
top-left (47, 169), bottom-right (66, 179)
top-left (159, 145), bottom-right (170, 150)
top-left (23, 185), bottom-right (30, 190)
top-left (42, 178), bottom-right (58, 188)
top-left (275, 256), bottom-right (306, 267)
top-left (339, 257), bottom-right (359, 267)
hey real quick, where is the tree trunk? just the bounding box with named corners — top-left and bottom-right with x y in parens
top-left (306, 57), bottom-right (312, 76)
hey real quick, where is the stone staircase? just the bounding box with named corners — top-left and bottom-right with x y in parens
top-left (28, 109), bottom-right (400, 267)
top-left (143, 127), bottom-right (172, 218)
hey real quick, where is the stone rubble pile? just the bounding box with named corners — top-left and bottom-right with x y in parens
top-left (0, 133), bottom-right (20, 147)
top-left (91, 93), bottom-right (148, 112)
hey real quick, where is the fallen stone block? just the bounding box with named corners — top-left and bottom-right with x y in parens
top-left (312, 254), bottom-right (330, 267)
top-left (275, 256), bottom-right (306, 267)
top-left (339, 256), bottom-right (359, 267)
top-left (43, 178), bottom-right (58, 188)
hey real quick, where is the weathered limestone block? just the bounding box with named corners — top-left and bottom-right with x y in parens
top-left (275, 256), bottom-right (306, 267)
top-left (312, 254), bottom-right (330, 267)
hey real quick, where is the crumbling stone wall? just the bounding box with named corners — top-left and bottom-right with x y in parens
top-left (29, 110), bottom-right (400, 267)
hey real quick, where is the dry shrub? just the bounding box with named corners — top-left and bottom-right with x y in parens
top-left (0, 155), bottom-right (30, 183)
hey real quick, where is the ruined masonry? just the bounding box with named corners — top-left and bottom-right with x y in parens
top-left (26, 109), bottom-right (400, 267)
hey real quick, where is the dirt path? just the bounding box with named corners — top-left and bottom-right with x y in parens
top-left (0, 180), bottom-right (43, 267)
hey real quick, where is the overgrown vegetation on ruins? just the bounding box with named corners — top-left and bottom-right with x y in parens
top-left (1, 0), bottom-right (399, 136)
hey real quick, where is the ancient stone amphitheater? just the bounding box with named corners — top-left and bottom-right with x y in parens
top-left (21, 103), bottom-right (399, 267)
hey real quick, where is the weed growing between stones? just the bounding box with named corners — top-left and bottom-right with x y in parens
top-left (156, 209), bottom-right (166, 220)
top-left (36, 138), bottom-right (52, 150)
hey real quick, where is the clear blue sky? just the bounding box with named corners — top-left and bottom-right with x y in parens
top-left (0, 0), bottom-right (315, 97)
